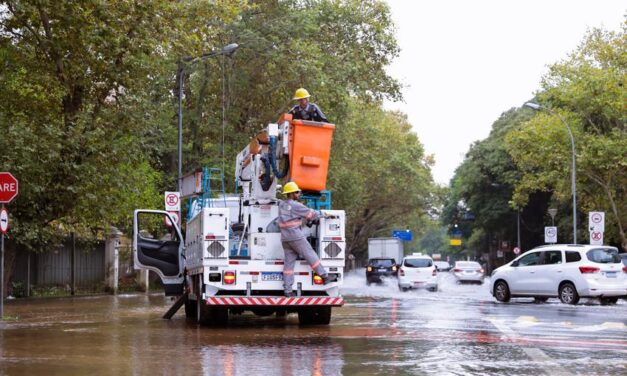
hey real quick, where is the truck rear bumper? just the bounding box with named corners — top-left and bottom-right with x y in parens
top-left (205, 296), bottom-right (345, 307)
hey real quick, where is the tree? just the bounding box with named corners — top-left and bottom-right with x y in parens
top-left (506, 24), bottom-right (626, 250)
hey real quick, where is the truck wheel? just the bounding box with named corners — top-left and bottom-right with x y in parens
top-left (298, 307), bottom-right (331, 325)
top-left (559, 282), bottom-right (580, 305)
top-left (184, 297), bottom-right (197, 318)
top-left (210, 307), bottom-right (229, 325)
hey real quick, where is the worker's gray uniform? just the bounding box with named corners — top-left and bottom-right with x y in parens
top-left (278, 199), bottom-right (327, 293)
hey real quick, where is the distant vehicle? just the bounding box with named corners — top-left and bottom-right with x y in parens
top-left (434, 261), bottom-right (451, 272)
top-left (491, 244), bottom-right (627, 305)
top-left (620, 253), bottom-right (627, 266)
top-left (366, 258), bottom-right (398, 285)
top-left (366, 238), bottom-right (404, 285)
top-left (452, 261), bottom-right (484, 284)
top-left (398, 253), bottom-right (438, 292)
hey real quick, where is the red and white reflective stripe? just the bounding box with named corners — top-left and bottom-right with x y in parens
top-left (205, 296), bottom-right (344, 306)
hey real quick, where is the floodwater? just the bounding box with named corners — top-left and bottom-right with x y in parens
top-left (1, 271), bottom-right (626, 375)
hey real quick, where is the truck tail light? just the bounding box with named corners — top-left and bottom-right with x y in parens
top-left (432, 269), bottom-right (437, 276)
top-left (399, 268), bottom-right (405, 276)
top-left (223, 271), bottom-right (236, 285)
top-left (579, 266), bottom-right (600, 274)
top-left (313, 274), bottom-right (324, 285)
top-left (623, 266), bottom-right (627, 273)
top-left (453, 268), bottom-right (461, 273)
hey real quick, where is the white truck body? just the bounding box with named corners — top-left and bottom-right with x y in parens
top-left (367, 237), bottom-right (404, 264)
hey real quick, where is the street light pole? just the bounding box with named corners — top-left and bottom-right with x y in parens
top-left (524, 102), bottom-right (577, 244)
top-left (177, 43), bottom-right (239, 193)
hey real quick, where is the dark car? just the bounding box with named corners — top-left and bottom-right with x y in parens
top-left (366, 258), bottom-right (398, 285)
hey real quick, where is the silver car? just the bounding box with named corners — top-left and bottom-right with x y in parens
top-left (452, 261), bottom-right (485, 284)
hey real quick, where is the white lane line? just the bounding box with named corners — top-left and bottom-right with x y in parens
top-left (486, 317), bottom-right (572, 376)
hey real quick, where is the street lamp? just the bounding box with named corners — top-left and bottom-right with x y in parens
top-left (177, 43), bottom-right (239, 193)
top-left (524, 102), bottom-right (577, 244)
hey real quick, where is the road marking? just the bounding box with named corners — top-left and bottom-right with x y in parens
top-left (486, 317), bottom-right (573, 376)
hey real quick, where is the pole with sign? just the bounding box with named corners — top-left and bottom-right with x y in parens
top-left (164, 191), bottom-right (181, 227)
top-left (545, 226), bottom-right (557, 244)
top-left (588, 211), bottom-right (605, 245)
top-left (0, 172), bottom-right (19, 320)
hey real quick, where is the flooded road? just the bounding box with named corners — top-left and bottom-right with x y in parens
top-left (1, 271), bottom-right (626, 375)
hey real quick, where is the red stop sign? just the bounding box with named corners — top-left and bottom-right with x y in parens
top-left (0, 172), bottom-right (19, 203)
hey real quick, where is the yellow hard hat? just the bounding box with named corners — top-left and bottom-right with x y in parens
top-left (293, 88), bottom-right (310, 100)
top-left (282, 181), bottom-right (301, 194)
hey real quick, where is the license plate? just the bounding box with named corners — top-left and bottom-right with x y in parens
top-left (605, 272), bottom-right (617, 278)
top-left (378, 268), bottom-right (387, 272)
top-left (261, 272), bottom-right (283, 281)
top-left (413, 282), bottom-right (424, 287)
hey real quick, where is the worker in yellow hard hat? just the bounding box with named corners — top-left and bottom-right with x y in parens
top-left (288, 88), bottom-right (329, 122)
top-left (278, 181), bottom-right (336, 297)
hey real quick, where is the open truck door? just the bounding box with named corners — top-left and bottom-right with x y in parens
top-left (133, 209), bottom-right (184, 296)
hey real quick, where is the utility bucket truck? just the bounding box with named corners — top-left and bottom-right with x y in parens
top-left (132, 114), bottom-right (345, 325)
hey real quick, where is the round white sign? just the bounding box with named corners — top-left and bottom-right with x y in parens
top-left (513, 247), bottom-right (520, 255)
top-left (0, 208), bottom-right (9, 233)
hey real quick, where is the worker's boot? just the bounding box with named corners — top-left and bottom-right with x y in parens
top-left (322, 274), bottom-right (337, 284)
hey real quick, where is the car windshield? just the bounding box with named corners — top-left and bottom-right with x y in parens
top-left (456, 262), bottom-right (480, 268)
top-left (370, 259), bottom-right (394, 267)
top-left (404, 258), bottom-right (432, 268)
top-left (586, 248), bottom-right (621, 264)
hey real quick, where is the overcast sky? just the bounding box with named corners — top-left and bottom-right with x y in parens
top-left (384, 0), bottom-right (625, 185)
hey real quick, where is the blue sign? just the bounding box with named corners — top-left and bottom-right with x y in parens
top-left (392, 229), bottom-right (413, 241)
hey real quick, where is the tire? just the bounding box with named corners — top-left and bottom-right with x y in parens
top-left (184, 297), bottom-right (197, 318)
top-left (559, 282), bottom-right (580, 305)
top-left (298, 307), bottom-right (331, 325)
top-left (429, 286), bottom-right (438, 292)
top-left (494, 281), bottom-right (511, 302)
top-left (533, 297), bottom-right (548, 303)
top-left (399, 286), bottom-right (408, 292)
top-left (600, 297), bottom-right (618, 305)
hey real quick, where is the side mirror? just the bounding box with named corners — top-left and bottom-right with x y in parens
top-left (511, 260), bottom-right (519, 267)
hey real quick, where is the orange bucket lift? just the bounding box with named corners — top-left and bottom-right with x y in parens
top-left (278, 114), bottom-right (335, 192)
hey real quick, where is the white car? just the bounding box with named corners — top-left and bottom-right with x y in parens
top-left (491, 244), bottom-right (627, 305)
top-left (452, 261), bottom-right (485, 284)
top-left (398, 253), bottom-right (438, 292)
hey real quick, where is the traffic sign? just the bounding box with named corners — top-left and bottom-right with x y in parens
top-left (513, 247), bottom-right (520, 255)
top-left (164, 191), bottom-right (180, 211)
top-left (0, 208), bottom-right (8, 234)
top-left (544, 226), bottom-right (557, 244)
top-left (588, 211), bottom-right (604, 232)
top-left (0, 172), bottom-right (19, 203)
top-left (590, 231), bottom-right (603, 245)
top-left (392, 229), bottom-right (413, 241)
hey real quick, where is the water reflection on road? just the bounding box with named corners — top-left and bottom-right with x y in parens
top-left (1, 271), bottom-right (626, 375)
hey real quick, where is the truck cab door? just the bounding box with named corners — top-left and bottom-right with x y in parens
top-left (133, 209), bottom-right (184, 296)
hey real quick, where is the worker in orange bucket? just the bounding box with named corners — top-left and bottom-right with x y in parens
top-left (289, 88), bottom-right (329, 122)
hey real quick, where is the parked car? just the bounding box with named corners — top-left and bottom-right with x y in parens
top-left (452, 261), bottom-right (485, 284)
top-left (434, 261), bottom-right (451, 272)
top-left (398, 253), bottom-right (438, 292)
top-left (491, 244), bottom-right (627, 305)
top-left (366, 258), bottom-right (398, 285)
